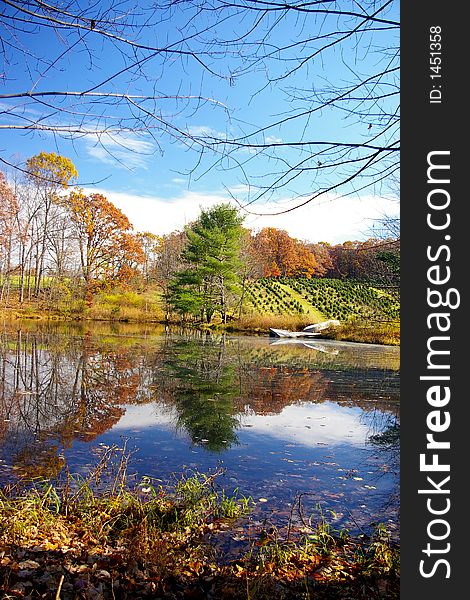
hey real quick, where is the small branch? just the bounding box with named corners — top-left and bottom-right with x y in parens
top-left (55, 574), bottom-right (65, 600)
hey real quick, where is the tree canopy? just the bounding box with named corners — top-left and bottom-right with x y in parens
top-left (0, 155), bottom-right (398, 314)
top-left (251, 227), bottom-right (318, 278)
top-left (67, 190), bottom-right (145, 293)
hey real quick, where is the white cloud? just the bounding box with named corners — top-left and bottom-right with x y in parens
top-left (85, 187), bottom-right (398, 243)
top-left (265, 135), bottom-right (283, 144)
top-left (111, 400), bottom-right (370, 448)
top-left (85, 188), bottom-right (228, 234)
top-left (239, 402), bottom-right (369, 447)
top-left (85, 133), bottom-right (155, 170)
top-left (112, 404), bottom-right (178, 430)
top-left (243, 194), bottom-right (400, 243)
top-left (186, 125), bottom-right (227, 139)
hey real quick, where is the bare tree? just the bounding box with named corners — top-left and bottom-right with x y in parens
top-left (0, 1), bottom-right (399, 213)
top-left (0, 172), bottom-right (19, 301)
top-left (371, 214), bottom-right (400, 240)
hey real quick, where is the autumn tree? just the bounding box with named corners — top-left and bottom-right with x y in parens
top-left (327, 238), bottom-right (399, 284)
top-left (169, 204), bottom-right (244, 323)
top-left (25, 152), bottom-right (78, 295)
top-left (0, 172), bottom-right (19, 301)
top-left (251, 227), bottom-right (317, 278)
top-left (307, 243), bottom-right (334, 278)
top-left (327, 241), bottom-right (370, 279)
top-left (12, 176), bottom-right (50, 303)
top-left (152, 231), bottom-right (187, 320)
top-left (67, 191), bottom-right (144, 301)
top-left (235, 227), bottom-right (266, 317)
top-left (136, 231), bottom-right (162, 284)
top-left (369, 215), bottom-right (400, 286)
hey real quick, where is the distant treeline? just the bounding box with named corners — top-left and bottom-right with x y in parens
top-left (1, 153), bottom-right (399, 310)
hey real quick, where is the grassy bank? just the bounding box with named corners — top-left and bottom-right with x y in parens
top-left (0, 289), bottom-right (165, 323)
top-left (321, 320), bottom-right (400, 346)
top-left (0, 447), bottom-right (399, 599)
top-left (0, 278), bottom-right (400, 345)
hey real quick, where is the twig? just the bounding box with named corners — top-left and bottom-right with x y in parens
top-left (55, 574), bottom-right (65, 600)
top-left (342, 505), bottom-right (370, 538)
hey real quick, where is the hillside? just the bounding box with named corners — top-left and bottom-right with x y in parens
top-left (244, 278), bottom-right (399, 323)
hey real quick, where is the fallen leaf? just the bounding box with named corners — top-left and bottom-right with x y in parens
top-left (18, 560), bottom-right (40, 569)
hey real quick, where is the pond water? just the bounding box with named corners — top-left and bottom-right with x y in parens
top-left (0, 321), bottom-right (399, 541)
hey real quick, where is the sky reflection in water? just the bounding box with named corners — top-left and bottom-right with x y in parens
top-left (0, 323), bottom-right (399, 537)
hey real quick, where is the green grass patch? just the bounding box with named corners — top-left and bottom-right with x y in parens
top-left (277, 282), bottom-right (325, 320)
top-left (243, 278), bottom-right (399, 336)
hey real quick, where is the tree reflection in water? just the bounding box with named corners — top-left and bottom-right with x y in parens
top-left (0, 325), bottom-right (399, 493)
top-left (0, 328), bottom-right (154, 477)
top-left (157, 334), bottom-right (240, 452)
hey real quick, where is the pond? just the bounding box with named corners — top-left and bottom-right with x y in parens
top-left (0, 321), bottom-right (399, 543)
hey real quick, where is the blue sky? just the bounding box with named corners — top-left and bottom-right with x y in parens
top-left (1, 0), bottom-right (399, 243)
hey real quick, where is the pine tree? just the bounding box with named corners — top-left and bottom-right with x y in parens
top-left (168, 204), bottom-right (244, 323)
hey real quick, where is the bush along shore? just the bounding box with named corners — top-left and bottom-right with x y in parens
top-left (0, 446), bottom-right (399, 599)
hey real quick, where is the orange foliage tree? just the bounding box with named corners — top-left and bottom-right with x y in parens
top-left (307, 242), bottom-right (334, 277)
top-left (327, 238), bottom-right (399, 282)
top-left (250, 227), bottom-right (317, 278)
top-left (67, 191), bottom-right (144, 298)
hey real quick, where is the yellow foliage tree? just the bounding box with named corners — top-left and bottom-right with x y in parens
top-left (25, 152), bottom-right (78, 295)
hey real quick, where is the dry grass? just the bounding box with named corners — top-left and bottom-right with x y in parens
top-left (82, 289), bottom-right (164, 322)
top-left (229, 313), bottom-right (318, 333)
top-left (324, 319), bottom-right (400, 346)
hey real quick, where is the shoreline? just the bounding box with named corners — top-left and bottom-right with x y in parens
top-left (0, 452), bottom-right (400, 599)
top-left (0, 307), bottom-right (400, 346)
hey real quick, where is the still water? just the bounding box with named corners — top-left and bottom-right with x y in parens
top-left (0, 321), bottom-right (399, 538)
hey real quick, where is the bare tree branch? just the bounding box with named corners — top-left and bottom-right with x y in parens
top-left (0, 0), bottom-right (399, 210)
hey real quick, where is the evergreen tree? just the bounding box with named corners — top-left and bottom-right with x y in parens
top-left (168, 204), bottom-right (244, 323)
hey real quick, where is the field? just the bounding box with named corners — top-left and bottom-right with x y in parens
top-left (244, 278), bottom-right (399, 323)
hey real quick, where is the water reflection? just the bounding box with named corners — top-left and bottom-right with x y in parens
top-left (157, 336), bottom-right (240, 451)
top-left (0, 322), bottom-right (399, 534)
top-left (0, 328), bottom-right (156, 477)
